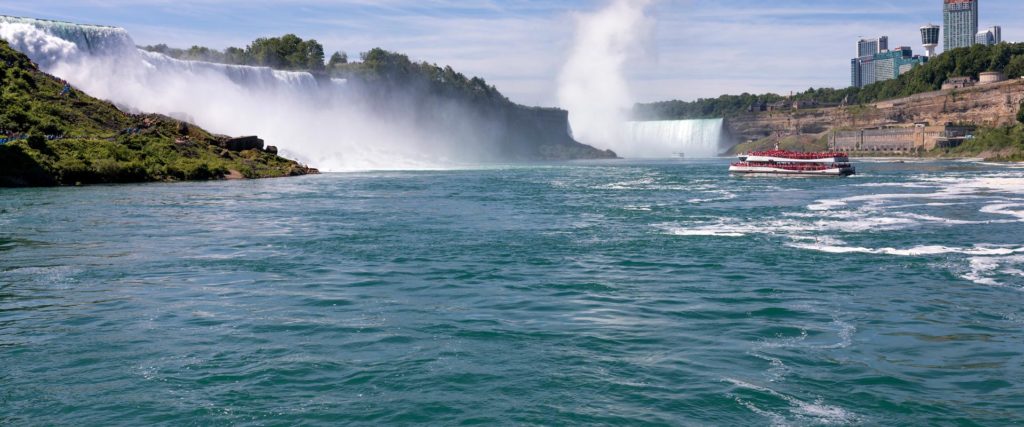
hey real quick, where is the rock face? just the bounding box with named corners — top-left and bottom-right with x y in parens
top-left (501, 106), bottom-right (618, 160)
top-left (723, 79), bottom-right (1024, 149)
top-left (220, 136), bottom-right (264, 152)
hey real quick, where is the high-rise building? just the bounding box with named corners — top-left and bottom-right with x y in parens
top-left (944, 0), bottom-right (979, 51)
top-left (874, 47), bottom-right (927, 83)
top-left (975, 26), bottom-right (1002, 46)
top-left (850, 58), bottom-right (861, 88)
top-left (851, 57), bottom-right (877, 88)
top-left (976, 30), bottom-right (994, 45)
top-left (857, 36), bottom-right (889, 57)
top-left (921, 24), bottom-right (940, 57)
top-left (852, 36), bottom-right (888, 88)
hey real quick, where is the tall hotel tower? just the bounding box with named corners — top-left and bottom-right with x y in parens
top-left (943, 0), bottom-right (979, 50)
top-left (921, 24), bottom-right (940, 57)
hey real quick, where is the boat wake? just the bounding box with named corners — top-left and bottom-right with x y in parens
top-left (724, 378), bottom-right (861, 426)
top-left (664, 170), bottom-right (1024, 288)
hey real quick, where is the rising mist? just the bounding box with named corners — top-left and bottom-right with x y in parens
top-left (558, 0), bottom-right (655, 157)
top-left (0, 19), bottom-right (529, 171)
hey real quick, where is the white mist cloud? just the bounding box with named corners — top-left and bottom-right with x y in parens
top-left (0, 23), bottom-right (79, 67)
top-left (557, 0), bottom-right (654, 152)
top-left (1, 20), bottom-right (511, 172)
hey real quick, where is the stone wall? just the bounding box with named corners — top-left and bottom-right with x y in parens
top-left (832, 126), bottom-right (953, 152)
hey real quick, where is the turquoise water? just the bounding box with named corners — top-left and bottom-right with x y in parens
top-left (2, 159), bottom-right (1023, 425)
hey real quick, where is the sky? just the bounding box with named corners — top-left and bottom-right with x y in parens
top-left (1, 0), bottom-right (1021, 107)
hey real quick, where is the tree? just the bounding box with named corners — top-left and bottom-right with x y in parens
top-left (223, 47), bottom-right (248, 65)
top-left (328, 51), bottom-right (348, 68)
top-left (245, 34), bottom-right (325, 71)
top-left (247, 37), bottom-right (284, 68)
top-left (302, 39), bottom-right (325, 73)
top-left (1006, 55), bottom-right (1024, 79)
top-left (1018, 100), bottom-right (1024, 125)
top-left (184, 45), bottom-right (223, 63)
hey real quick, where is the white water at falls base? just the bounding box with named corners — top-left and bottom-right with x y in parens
top-left (621, 119), bottom-right (726, 158)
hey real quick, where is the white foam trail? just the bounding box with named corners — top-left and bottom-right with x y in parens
top-left (980, 203), bottom-right (1024, 221)
top-left (558, 0), bottom-right (654, 152)
top-left (665, 171), bottom-right (1024, 288)
top-left (962, 255), bottom-right (1024, 288)
top-left (663, 222), bottom-right (749, 237)
top-left (813, 175), bottom-right (1024, 212)
top-left (725, 378), bottom-right (859, 425)
top-left (786, 243), bottom-right (1024, 257)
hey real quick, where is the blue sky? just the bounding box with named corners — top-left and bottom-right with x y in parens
top-left (1, 0), bottom-right (1021, 106)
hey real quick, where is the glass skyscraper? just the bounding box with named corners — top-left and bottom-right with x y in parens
top-left (852, 37), bottom-right (887, 88)
top-left (857, 37), bottom-right (888, 58)
top-left (975, 26), bottom-right (1002, 45)
top-left (944, 0), bottom-right (979, 51)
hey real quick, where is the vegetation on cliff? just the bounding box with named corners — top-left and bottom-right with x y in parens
top-left (143, 39), bottom-right (510, 107)
top-left (0, 40), bottom-right (316, 187)
top-left (938, 125), bottom-right (1024, 161)
top-left (141, 37), bottom-right (504, 104)
top-left (636, 42), bottom-right (1024, 120)
top-left (339, 48), bottom-right (508, 105)
top-left (144, 34), bottom-right (326, 72)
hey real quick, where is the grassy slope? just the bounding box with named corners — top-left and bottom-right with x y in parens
top-left (0, 40), bottom-right (316, 187)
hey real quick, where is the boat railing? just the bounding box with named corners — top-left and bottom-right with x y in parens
top-left (731, 162), bottom-right (853, 171)
top-left (747, 150), bottom-right (849, 160)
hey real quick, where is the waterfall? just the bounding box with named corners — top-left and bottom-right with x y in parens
top-left (621, 119), bottom-right (726, 158)
top-left (0, 16), bottom-right (135, 62)
top-left (0, 16), bottom-right (501, 171)
top-left (0, 16), bottom-right (321, 94)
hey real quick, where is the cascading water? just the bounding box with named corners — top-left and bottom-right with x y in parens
top-left (621, 119), bottom-right (726, 158)
top-left (0, 16), bottom-right (497, 171)
top-left (0, 16), bottom-right (135, 64)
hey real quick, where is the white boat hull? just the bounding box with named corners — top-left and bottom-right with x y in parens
top-left (742, 155), bottom-right (849, 163)
top-left (729, 165), bottom-right (855, 176)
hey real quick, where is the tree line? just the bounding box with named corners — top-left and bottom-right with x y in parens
top-left (142, 37), bottom-right (508, 106)
top-left (143, 34), bottom-right (331, 73)
top-left (635, 42), bottom-right (1024, 120)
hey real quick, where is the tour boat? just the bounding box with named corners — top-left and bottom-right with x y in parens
top-left (730, 148), bottom-right (856, 176)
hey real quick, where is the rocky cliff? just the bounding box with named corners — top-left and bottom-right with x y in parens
top-left (723, 79), bottom-right (1024, 148)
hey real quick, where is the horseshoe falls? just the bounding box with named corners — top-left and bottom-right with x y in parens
top-left (621, 119), bottom-right (726, 158)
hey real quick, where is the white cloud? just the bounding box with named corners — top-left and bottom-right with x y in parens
top-left (2, 0), bottom-right (1022, 105)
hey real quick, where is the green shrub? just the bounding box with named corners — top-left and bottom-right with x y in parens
top-left (27, 131), bottom-right (47, 151)
top-left (53, 157), bottom-right (92, 185)
top-left (1018, 101), bottom-right (1024, 125)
